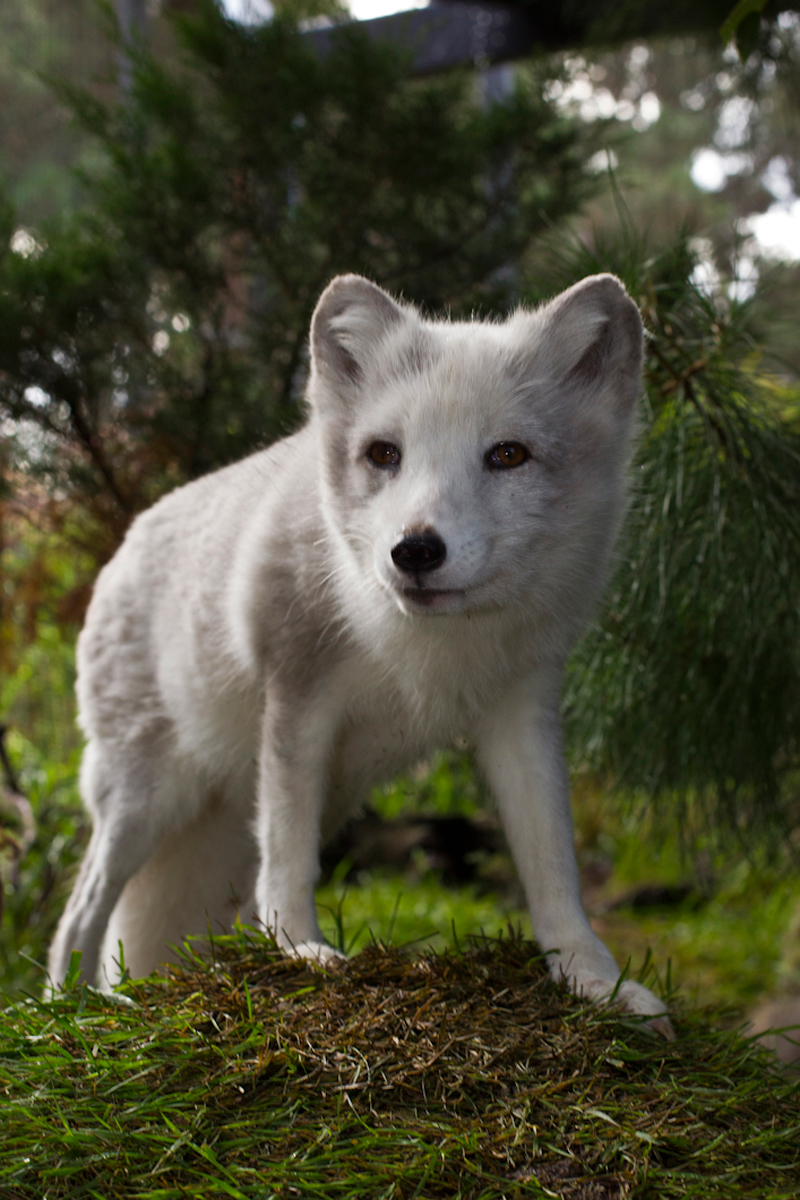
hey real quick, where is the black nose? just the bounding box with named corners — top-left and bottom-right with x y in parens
top-left (391, 531), bottom-right (447, 574)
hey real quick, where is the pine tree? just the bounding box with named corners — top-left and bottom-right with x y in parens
top-left (0, 0), bottom-right (598, 539)
top-left (534, 214), bottom-right (800, 848)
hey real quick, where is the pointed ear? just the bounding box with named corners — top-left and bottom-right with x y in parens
top-left (524, 274), bottom-right (643, 411)
top-left (310, 274), bottom-right (411, 394)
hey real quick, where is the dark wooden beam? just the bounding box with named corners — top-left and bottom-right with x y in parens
top-left (304, 3), bottom-right (542, 74)
top-left (304, 0), bottom-right (797, 74)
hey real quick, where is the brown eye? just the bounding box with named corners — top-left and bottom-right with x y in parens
top-left (486, 441), bottom-right (529, 470)
top-left (367, 441), bottom-right (401, 468)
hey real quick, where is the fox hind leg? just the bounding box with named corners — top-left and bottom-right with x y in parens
top-left (48, 738), bottom-right (175, 988)
top-left (99, 789), bottom-right (258, 984)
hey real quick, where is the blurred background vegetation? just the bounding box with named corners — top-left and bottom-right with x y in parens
top-left (1, 0), bottom-right (799, 1025)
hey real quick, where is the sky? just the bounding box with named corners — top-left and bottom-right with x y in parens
top-left (220, 0), bottom-right (425, 21)
top-left (219, 0), bottom-right (800, 262)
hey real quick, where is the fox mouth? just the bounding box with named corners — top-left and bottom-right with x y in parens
top-left (400, 585), bottom-right (465, 608)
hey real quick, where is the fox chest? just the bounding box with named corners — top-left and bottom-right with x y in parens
top-left (324, 703), bottom-right (452, 823)
top-left (321, 661), bottom-right (503, 821)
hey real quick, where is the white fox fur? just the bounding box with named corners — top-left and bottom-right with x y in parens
top-left (49, 272), bottom-right (669, 1031)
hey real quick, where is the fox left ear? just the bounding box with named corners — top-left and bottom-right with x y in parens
top-left (310, 274), bottom-right (412, 397)
top-left (521, 274), bottom-right (644, 411)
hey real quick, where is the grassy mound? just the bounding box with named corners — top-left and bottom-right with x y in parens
top-left (2, 934), bottom-right (799, 1198)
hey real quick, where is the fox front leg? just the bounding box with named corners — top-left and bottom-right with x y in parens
top-left (255, 678), bottom-right (346, 964)
top-left (476, 671), bottom-right (673, 1038)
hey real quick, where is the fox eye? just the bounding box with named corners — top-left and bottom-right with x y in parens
top-left (367, 441), bottom-right (401, 468)
top-left (486, 441), bottom-right (530, 470)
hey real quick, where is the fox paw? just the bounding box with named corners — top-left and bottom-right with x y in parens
top-left (577, 975), bottom-right (674, 1039)
top-left (289, 940), bottom-right (347, 966)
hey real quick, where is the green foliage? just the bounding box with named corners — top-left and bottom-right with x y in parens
top-left (721, 0), bottom-right (772, 49)
top-left (0, 728), bottom-right (86, 1000)
top-left (317, 871), bottom-right (526, 957)
top-left (3, 932), bottom-right (800, 1198)
top-left (371, 750), bottom-right (487, 821)
top-left (0, 0), bottom-right (598, 523)
top-left (0, 516), bottom-right (88, 999)
top-left (0, 1), bottom-right (112, 224)
top-left (0, 504), bottom-right (89, 759)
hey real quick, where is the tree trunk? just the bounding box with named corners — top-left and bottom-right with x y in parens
top-left (116, 0), bottom-right (150, 94)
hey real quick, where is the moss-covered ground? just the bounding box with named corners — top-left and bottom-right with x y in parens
top-left (3, 932), bottom-right (800, 1199)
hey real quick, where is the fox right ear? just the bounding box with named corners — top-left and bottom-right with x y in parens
top-left (310, 274), bottom-right (410, 394)
top-left (532, 274), bottom-right (644, 412)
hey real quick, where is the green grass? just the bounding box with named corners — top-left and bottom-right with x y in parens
top-left (315, 865), bottom-right (800, 1021)
top-left (2, 931), bottom-right (800, 1199)
top-left (316, 870), bottom-right (531, 958)
top-left (315, 868), bottom-right (800, 1018)
top-left (595, 873), bottom-right (800, 1015)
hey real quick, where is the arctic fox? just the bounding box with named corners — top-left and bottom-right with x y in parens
top-left (49, 272), bottom-right (669, 1031)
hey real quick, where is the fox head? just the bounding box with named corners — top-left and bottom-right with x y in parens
top-left (307, 273), bottom-right (642, 641)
